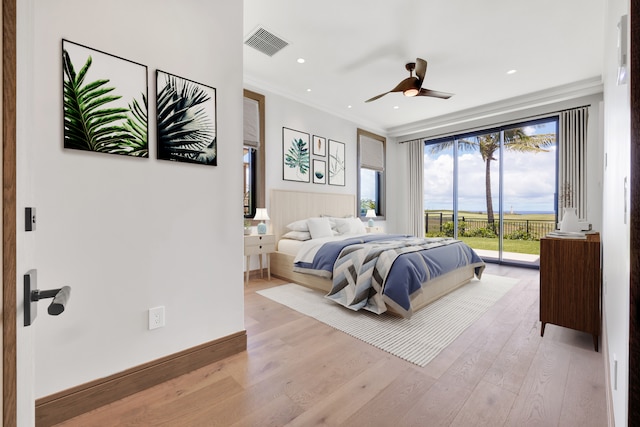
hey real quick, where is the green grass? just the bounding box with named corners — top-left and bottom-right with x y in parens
top-left (457, 236), bottom-right (540, 255)
top-left (425, 210), bottom-right (552, 255)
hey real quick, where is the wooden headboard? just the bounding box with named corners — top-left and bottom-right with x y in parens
top-left (269, 190), bottom-right (356, 241)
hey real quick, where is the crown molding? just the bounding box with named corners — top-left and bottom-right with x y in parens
top-left (243, 74), bottom-right (387, 135)
top-left (387, 76), bottom-right (604, 138)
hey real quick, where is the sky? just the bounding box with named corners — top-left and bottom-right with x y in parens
top-left (424, 121), bottom-right (557, 214)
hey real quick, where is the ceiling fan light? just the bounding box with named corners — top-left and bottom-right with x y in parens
top-left (403, 88), bottom-right (419, 97)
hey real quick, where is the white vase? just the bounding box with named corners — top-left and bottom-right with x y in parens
top-left (560, 207), bottom-right (580, 232)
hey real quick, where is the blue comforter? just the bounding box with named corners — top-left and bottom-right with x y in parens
top-left (294, 235), bottom-right (485, 318)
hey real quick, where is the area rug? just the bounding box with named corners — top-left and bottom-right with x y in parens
top-left (256, 274), bottom-right (517, 367)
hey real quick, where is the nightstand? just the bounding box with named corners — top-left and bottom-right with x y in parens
top-left (244, 234), bottom-right (276, 283)
top-left (366, 226), bottom-right (383, 233)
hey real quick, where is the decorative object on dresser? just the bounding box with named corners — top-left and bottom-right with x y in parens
top-left (253, 208), bottom-right (269, 234)
top-left (244, 234), bottom-right (275, 283)
top-left (558, 182), bottom-right (581, 232)
top-left (365, 209), bottom-right (376, 226)
top-left (540, 232), bottom-right (601, 351)
top-left (559, 207), bottom-right (580, 232)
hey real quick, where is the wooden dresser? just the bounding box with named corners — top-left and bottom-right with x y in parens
top-left (539, 232), bottom-right (601, 351)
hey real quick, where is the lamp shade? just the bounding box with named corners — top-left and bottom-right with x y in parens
top-left (253, 208), bottom-right (270, 221)
top-left (254, 208), bottom-right (269, 234)
top-left (365, 209), bottom-right (376, 227)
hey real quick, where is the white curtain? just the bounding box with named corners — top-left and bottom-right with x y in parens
top-left (558, 107), bottom-right (589, 220)
top-left (407, 139), bottom-right (424, 237)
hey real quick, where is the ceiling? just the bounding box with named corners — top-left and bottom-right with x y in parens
top-left (243, 0), bottom-right (606, 136)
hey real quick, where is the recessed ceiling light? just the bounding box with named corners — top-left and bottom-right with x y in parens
top-left (393, 106), bottom-right (399, 109)
top-left (306, 88), bottom-right (311, 92)
top-left (347, 105), bottom-right (352, 109)
top-left (507, 69), bottom-right (517, 75)
top-left (297, 58), bottom-right (305, 64)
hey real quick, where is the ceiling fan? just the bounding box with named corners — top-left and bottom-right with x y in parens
top-left (365, 58), bottom-right (454, 103)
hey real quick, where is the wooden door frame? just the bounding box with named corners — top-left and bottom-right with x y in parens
top-left (0, 2), bottom-right (636, 426)
top-left (3, 0), bottom-right (17, 425)
top-left (630, 4), bottom-right (639, 426)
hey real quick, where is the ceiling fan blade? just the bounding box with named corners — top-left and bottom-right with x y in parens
top-left (366, 77), bottom-right (418, 102)
top-left (417, 88), bottom-right (454, 99)
top-left (390, 77), bottom-right (418, 92)
top-left (365, 92), bottom-right (391, 103)
top-left (415, 58), bottom-right (427, 83)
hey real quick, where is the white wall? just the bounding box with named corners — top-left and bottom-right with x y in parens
top-left (246, 86), bottom-right (397, 231)
top-left (601, 0), bottom-right (630, 425)
top-left (21, 1), bottom-right (244, 409)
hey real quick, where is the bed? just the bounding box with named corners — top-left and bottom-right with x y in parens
top-left (269, 189), bottom-right (485, 318)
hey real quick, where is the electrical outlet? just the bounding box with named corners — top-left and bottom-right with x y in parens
top-left (148, 306), bottom-right (165, 330)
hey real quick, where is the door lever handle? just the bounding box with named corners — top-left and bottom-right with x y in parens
top-left (31, 286), bottom-right (71, 315)
top-left (24, 269), bottom-right (72, 326)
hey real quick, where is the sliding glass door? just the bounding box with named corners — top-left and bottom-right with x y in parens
top-left (424, 118), bottom-right (558, 267)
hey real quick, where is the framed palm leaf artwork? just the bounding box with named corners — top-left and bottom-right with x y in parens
top-left (156, 70), bottom-right (217, 165)
top-left (282, 127), bottom-right (310, 182)
top-left (62, 39), bottom-right (148, 157)
top-left (328, 139), bottom-right (345, 186)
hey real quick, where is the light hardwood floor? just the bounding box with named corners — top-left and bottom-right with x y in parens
top-left (57, 264), bottom-right (608, 426)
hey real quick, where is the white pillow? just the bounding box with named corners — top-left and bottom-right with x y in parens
top-left (307, 217), bottom-right (333, 239)
top-left (346, 217), bottom-right (367, 234)
top-left (286, 219), bottom-right (309, 232)
top-left (281, 230), bottom-right (311, 241)
top-left (332, 217), bottom-right (351, 235)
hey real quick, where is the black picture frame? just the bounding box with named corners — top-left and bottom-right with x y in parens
top-left (156, 70), bottom-right (217, 165)
top-left (313, 159), bottom-right (326, 184)
top-left (282, 127), bottom-right (310, 182)
top-left (62, 39), bottom-right (149, 158)
top-left (312, 135), bottom-right (326, 157)
top-left (328, 139), bottom-right (346, 186)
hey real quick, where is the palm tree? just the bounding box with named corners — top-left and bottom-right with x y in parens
top-left (428, 128), bottom-right (555, 228)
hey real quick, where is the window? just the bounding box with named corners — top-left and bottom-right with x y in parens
top-left (358, 129), bottom-right (386, 218)
top-left (243, 90), bottom-right (265, 219)
top-left (424, 117), bottom-right (558, 267)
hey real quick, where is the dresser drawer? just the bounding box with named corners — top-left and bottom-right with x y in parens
top-left (244, 242), bottom-right (275, 255)
top-left (244, 234), bottom-right (276, 255)
top-left (244, 234), bottom-right (275, 246)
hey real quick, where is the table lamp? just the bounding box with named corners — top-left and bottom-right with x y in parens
top-left (365, 209), bottom-right (376, 227)
top-left (254, 208), bottom-right (270, 234)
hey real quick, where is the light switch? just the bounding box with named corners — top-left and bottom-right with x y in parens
top-left (25, 207), bottom-right (36, 232)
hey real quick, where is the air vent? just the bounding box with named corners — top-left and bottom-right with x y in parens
top-left (244, 27), bottom-right (289, 57)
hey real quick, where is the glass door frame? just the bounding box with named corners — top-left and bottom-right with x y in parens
top-left (425, 116), bottom-right (559, 269)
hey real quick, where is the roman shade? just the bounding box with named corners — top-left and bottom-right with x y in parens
top-left (360, 135), bottom-right (384, 171)
top-left (243, 97), bottom-right (260, 149)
